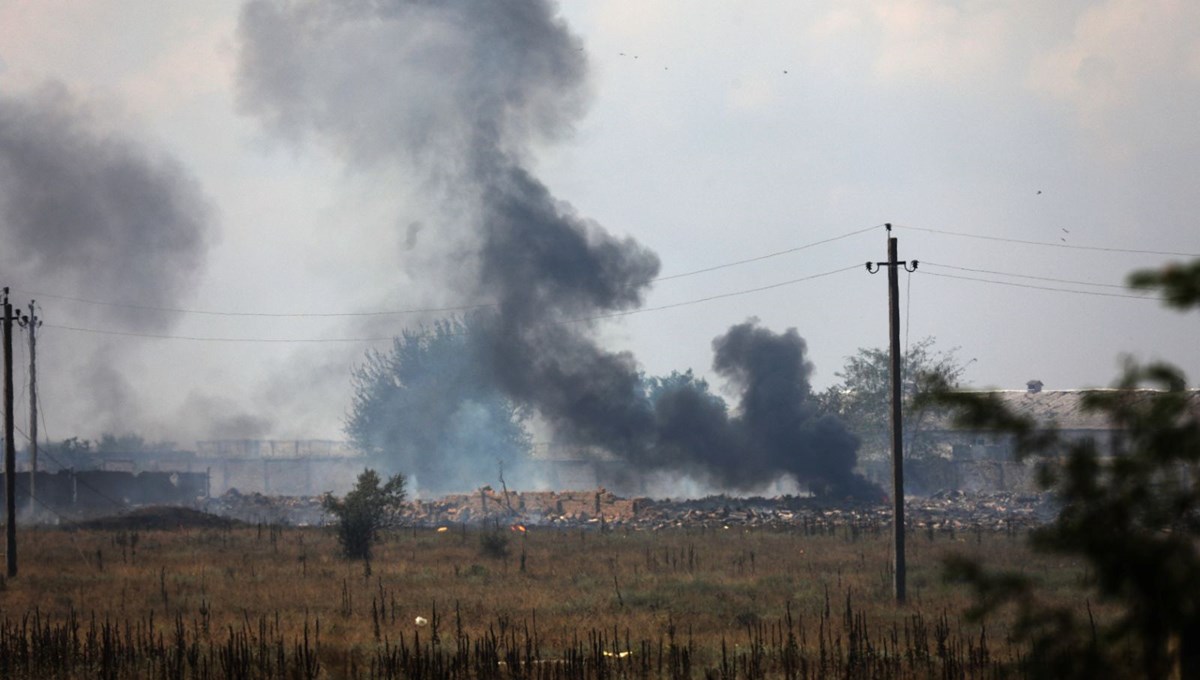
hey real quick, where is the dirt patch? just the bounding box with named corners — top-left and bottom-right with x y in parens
top-left (69, 506), bottom-right (244, 531)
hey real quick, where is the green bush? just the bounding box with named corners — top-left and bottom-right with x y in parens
top-left (323, 469), bottom-right (407, 560)
top-left (479, 529), bottom-right (510, 559)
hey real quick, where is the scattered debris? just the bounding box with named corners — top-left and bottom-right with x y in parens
top-left (194, 486), bottom-right (1057, 533)
top-left (203, 489), bottom-right (328, 526)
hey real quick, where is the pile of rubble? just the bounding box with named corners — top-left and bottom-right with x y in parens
top-left (600, 491), bottom-right (1056, 533)
top-left (405, 487), bottom-right (638, 526)
top-left (395, 488), bottom-right (1056, 533)
top-left (199, 486), bottom-right (1057, 533)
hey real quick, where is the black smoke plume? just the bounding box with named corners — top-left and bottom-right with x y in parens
top-left (0, 83), bottom-right (215, 435)
top-left (662, 321), bottom-right (874, 497)
top-left (237, 0), bottom-right (875, 497)
top-left (0, 83), bottom-right (213, 332)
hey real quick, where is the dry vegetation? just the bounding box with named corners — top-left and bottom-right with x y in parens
top-left (0, 519), bottom-right (1094, 679)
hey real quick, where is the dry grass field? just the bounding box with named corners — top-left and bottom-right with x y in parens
top-left (0, 517), bottom-right (1093, 679)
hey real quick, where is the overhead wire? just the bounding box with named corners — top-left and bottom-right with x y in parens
top-left (10, 223), bottom-right (884, 320)
top-left (916, 270), bottom-right (1158, 301)
top-left (16, 224), bottom-right (1196, 344)
top-left (920, 261), bottom-right (1134, 290)
top-left (42, 263), bottom-right (864, 343)
top-left (10, 291), bottom-right (496, 319)
top-left (652, 223), bottom-right (882, 282)
top-left (587, 263), bottom-right (863, 321)
top-left (896, 224), bottom-right (1200, 258)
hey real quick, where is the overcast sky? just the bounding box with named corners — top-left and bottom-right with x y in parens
top-left (0, 0), bottom-right (1196, 446)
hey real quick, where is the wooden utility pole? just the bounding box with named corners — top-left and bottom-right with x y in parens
top-left (866, 224), bottom-right (918, 604)
top-left (3, 288), bottom-right (16, 578)
top-left (27, 302), bottom-right (39, 518)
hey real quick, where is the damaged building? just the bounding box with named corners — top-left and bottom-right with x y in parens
top-left (860, 381), bottom-right (1200, 494)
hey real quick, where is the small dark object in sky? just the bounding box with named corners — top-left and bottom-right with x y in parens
top-left (1062, 228), bottom-right (1070, 233)
top-left (783, 70), bottom-right (789, 74)
top-left (1036, 190), bottom-right (1042, 194)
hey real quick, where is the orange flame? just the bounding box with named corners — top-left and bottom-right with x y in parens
top-left (511, 524), bottom-right (527, 532)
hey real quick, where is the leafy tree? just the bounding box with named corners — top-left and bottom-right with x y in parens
top-left (924, 261), bottom-right (1200, 679)
top-left (323, 468), bottom-right (407, 560)
top-left (642, 369), bottom-right (725, 412)
top-left (345, 315), bottom-right (530, 491)
top-left (819, 336), bottom-right (968, 460)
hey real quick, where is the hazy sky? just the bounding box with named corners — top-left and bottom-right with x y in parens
top-left (0, 0), bottom-right (1196, 446)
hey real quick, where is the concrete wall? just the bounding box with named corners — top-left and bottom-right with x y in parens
top-left (205, 457), bottom-right (364, 496)
top-left (0, 470), bottom-right (208, 517)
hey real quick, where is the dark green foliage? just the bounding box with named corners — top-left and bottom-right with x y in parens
top-left (323, 469), bottom-right (407, 560)
top-left (1128, 259), bottom-right (1200, 309)
top-left (926, 261), bottom-right (1200, 679)
top-left (820, 337), bottom-right (968, 460)
top-left (344, 315), bottom-right (531, 489)
top-left (479, 527), bottom-right (510, 559)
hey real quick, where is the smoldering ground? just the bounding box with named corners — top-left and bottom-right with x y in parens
top-left (237, 0), bottom-right (876, 497)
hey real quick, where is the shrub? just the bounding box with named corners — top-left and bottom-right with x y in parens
top-left (323, 469), bottom-right (407, 560)
top-left (479, 529), bottom-right (510, 559)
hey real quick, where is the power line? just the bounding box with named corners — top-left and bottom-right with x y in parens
top-left (42, 324), bottom-right (392, 344)
top-left (10, 224), bottom-right (882, 319)
top-left (921, 261), bottom-right (1134, 290)
top-left (897, 224), bottom-right (1200, 258)
top-left (42, 264), bottom-right (863, 344)
top-left (916, 270), bottom-right (1158, 300)
top-left (652, 224), bottom-right (882, 282)
top-left (11, 289), bottom-right (495, 319)
top-left (588, 264), bottom-right (862, 320)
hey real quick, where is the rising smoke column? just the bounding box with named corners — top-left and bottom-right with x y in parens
top-left (0, 83), bottom-right (213, 332)
top-left (0, 83), bottom-right (215, 433)
top-left (646, 320), bottom-right (874, 496)
top-left (237, 0), bottom-right (659, 453)
top-left (712, 321), bottom-right (871, 497)
top-left (236, 0), bottom-right (875, 497)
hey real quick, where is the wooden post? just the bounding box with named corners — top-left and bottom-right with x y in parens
top-left (27, 302), bottom-right (38, 518)
top-left (4, 290), bottom-right (17, 577)
top-left (867, 226), bottom-right (917, 604)
top-left (886, 235), bottom-right (907, 603)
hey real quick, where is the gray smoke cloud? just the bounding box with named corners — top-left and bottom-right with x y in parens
top-left (0, 83), bottom-right (213, 332)
top-left (237, 0), bottom-right (874, 497)
top-left (0, 82), bottom-right (215, 438)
